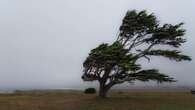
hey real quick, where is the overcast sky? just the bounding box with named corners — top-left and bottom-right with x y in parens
top-left (0, 0), bottom-right (194, 90)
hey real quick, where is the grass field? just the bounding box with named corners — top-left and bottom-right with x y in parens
top-left (0, 90), bottom-right (194, 110)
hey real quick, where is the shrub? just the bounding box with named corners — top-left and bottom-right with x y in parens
top-left (84, 88), bottom-right (96, 94)
top-left (191, 90), bottom-right (195, 94)
top-left (117, 91), bottom-right (124, 94)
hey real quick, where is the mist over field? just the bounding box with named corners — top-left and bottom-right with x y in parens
top-left (0, 0), bottom-right (194, 90)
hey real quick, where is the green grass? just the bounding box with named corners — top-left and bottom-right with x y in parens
top-left (0, 90), bottom-right (194, 110)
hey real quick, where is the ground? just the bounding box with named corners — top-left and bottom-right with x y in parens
top-left (0, 90), bottom-right (194, 110)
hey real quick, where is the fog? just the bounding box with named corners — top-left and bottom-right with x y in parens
top-left (0, 0), bottom-right (194, 90)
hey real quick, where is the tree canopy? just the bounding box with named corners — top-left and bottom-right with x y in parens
top-left (82, 10), bottom-right (191, 97)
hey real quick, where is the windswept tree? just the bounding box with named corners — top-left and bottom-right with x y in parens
top-left (82, 10), bottom-right (191, 98)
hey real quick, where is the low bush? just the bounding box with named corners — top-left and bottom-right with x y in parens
top-left (191, 90), bottom-right (195, 94)
top-left (84, 88), bottom-right (96, 94)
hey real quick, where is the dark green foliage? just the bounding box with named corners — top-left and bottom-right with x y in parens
top-left (119, 10), bottom-right (158, 38)
top-left (82, 10), bottom-right (191, 97)
top-left (130, 69), bottom-right (175, 83)
top-left (84, 88), bottom-right (96, 94)
top-left (145, 50), bottom-right (191, 61)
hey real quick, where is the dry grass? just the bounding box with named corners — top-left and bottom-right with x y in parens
top-left (0, 90), bottom-right (194, 110)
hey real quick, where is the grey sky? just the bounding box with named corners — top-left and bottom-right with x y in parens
top-left (0, 0), bottom-right (194, 90)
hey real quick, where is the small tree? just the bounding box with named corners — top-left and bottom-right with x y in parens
top-left (82, 10), bottom-right (191, 98)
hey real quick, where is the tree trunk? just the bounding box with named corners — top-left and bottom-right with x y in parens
top-left (99, 87), bottom-right (109, 98)
top-left (98, 81), bottom-right (115, 98)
